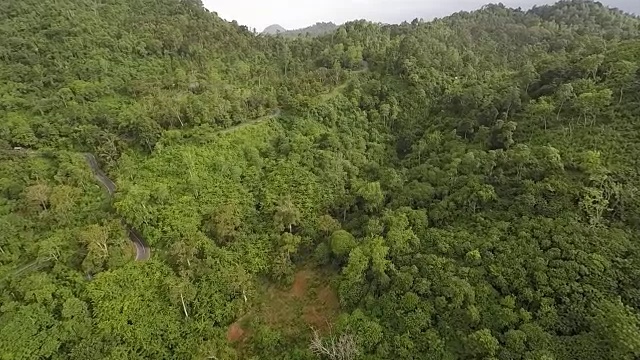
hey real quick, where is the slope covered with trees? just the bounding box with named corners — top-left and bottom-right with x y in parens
top-left (2, 0), bottom-right (640, 359)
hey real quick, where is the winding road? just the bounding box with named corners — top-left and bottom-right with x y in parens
top-left (81, 109), bottom-right (284, 261)
top-left (5, 107), bottom-right (290, 263)
top-left (84, 153), bottom-right (151, 261)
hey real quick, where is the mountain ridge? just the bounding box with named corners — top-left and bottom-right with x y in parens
top-left (262, 21), bottom-right (338, 37)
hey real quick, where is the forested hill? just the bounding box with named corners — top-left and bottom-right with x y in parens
top-left (0, 0), bottom-right (284, 160)
top-left (2, 0), bottom-right (640, 359)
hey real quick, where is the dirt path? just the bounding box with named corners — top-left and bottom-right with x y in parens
top-left (218, 108), bottom-right (281, 135)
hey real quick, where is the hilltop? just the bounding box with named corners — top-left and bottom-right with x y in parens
top-left (262, 24), bottom-right (287, 34)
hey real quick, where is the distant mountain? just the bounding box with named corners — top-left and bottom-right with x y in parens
top-left (262, 22), bottom-right (338, 37)
top-left (286, 22), bottom-right (338, 37)
top-left (262, 24), bottom-right (287, 34)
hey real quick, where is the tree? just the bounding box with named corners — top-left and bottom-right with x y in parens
top-left (467, 329), bottom-right (500, 358)
top-left (366, 236), bottom-right (390, 281)
top-left (339, 248), bottom-right (370, 306)
top-left (79, 224), bottom-right (109, 257)
top-left (356, 181), bottom-right (385, 212)
top-left (163, 277), bottom-right (195, 319)
top-left (79, 224), bottom-right (111, 273)
top-left (6, 112), bottom-right (38, 147)
top-left (204, 202), bottom-right (241, 243)
top-left (49, 185), bottom-right (78, 224)
top-left (529, 96), bottom-right (555, 130)
top-left (279, 232), bottom-right (302, 260)
top-left (607, 60), bottom-right (638, 104)
top-left (554, 83), bottom-right (575, 121)
top-left (338, 309), bottom-right (384, 354)
top-left (580, 186), bottom-right (609, 226)
top-left (578, 54), bottom-right (605, 80)
top-left (273, 198), bottom-right (301, 232)
top-left (489, 120), bottom-right (517, 150)
top-left (169, 239), bottom-right (197, 276)
top-left (310, 328), bottom-right (359, 360)
top-left (37, 233), bottom-right (66, 262)
top-left (278, 40), bottom-right (292, 76)
top-left (592, 298), bottom-right (640, 359)
top-left (330, 230), bottom-right (357, 257)
top-left (24, 183), bottom-right (51, 211)
top-left (574, 88), bottom-right (613, 126)
top-left (518, 61), bottom-right (539, 92)
top-left (318, 214), bottom-right (341, 236)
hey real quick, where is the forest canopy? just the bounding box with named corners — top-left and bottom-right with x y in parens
top-left (1, 0), bottom-right (640, 359)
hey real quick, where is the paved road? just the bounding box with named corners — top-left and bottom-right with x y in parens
top-left (128, 228), bottom-right (151, 261)
top-left (84, 153), bottom-right (151, 261)
top-left (4, 109), bottom-right (287, 262)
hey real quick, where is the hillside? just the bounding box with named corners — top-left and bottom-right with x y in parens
top-left (2, 1), bottom-right (640, 359)
top-left (0, 0), bottom-right (284, 159)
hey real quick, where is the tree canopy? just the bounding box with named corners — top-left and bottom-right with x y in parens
top-left (2, 0), bottom-right (640, 359)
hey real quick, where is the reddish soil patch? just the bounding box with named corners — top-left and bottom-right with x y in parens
top-left (226, 321), bottom-right (246, 343)
top-left (229, 268), bottom-right (340, 348)
top-left (303, 285), bottom-right (340, 332)
top-left (291, 270), bottom-right (311, 298)
top-left (303, 306), bottom-right (328, 330)
top-left (318, 285), bottom-right (339, 307)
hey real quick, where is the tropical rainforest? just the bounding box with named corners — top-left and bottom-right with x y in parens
top-left (2, 0), bottom-right (640, 359)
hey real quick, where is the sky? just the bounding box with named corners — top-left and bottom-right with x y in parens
top-left (204, 0), bottom-right (639, 31)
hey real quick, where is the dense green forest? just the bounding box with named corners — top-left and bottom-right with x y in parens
top-left (2, 0), bottom-right (640, 359)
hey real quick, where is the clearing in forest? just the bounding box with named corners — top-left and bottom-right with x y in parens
top-left (227, 268), bottom-right (340, 344)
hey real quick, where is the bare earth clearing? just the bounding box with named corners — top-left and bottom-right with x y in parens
top-left (227, 268), bottom-right (340, 344)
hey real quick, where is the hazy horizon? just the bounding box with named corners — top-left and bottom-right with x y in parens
top-left (204, 0), bottom-right (639, 31)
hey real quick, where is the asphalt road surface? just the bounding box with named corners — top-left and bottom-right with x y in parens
top-left (84, 153), bottom-right (151, 261)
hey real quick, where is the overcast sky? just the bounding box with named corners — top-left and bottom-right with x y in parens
top-left (204, 0), bottom-right (638, 31)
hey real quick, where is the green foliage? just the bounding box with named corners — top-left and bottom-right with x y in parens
top-left (2, 0), bottom-right (640, 359)
top-left (591, 298), bottom-right (640, 359)
top-left (330, 230), bottom-right (357, 257)
top-left (467, 329), bottom-right (500, 357)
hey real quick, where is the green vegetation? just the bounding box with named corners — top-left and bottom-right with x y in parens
top-left (2, 0), bottom-right (640, 359)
